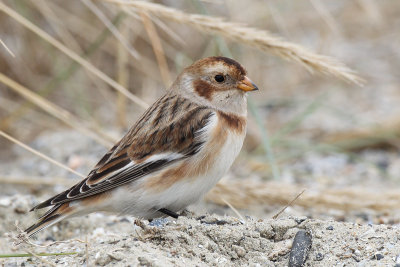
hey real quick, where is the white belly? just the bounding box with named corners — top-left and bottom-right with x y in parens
top-left (160, 130), bottom-right (244, 211)
top-left (104, 113), bottom-right (246, 219)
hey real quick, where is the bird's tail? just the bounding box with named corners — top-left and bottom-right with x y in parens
top-left (24, 203), bottom-right (75, 237)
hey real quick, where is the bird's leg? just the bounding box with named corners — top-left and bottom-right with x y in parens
top-left (158, 208), bottom-right (179, 219)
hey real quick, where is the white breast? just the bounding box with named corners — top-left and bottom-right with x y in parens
top-left (151, 113), bottom-right (246, 211)
top-left (104, 112), bottom-right (246, 218)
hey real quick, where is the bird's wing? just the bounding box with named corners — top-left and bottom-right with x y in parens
top-left (32, 95), bottom-right (215, 210)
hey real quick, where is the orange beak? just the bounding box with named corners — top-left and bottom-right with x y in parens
top-left (237, 76), bottom-right (258, 92)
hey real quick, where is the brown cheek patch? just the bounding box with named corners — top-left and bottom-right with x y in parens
top-left (193, 79), bottom-right (215, 100)
top-left (217, 111), bottom-right (246, 134)
top-left (145, 118), bottom-right (228, 192)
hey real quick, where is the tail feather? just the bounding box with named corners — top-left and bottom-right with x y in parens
top-left (25, 203), bottom-right (74, 237)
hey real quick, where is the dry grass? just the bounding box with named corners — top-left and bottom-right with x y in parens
top-left (0, 1), bottom-right (149, 110)
top-left (207, 180), bottom-right (400, 212)
top-left (2, 172), bottom-right (399, 213)
top-left (322, 117), bottom-right (400, 150)
top-left (0, 38), bottom-right (15, 57)
top-left (105, 0), bottom-right (363, 85)
top-left (0, 73), bottom-right (115, 146)
top-left (140, 11), bottom-right (171, 87)
top-left (0, 131), bottom-right (85, 178)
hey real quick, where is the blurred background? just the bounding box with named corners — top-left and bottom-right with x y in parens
top-left (1, 0), bottom-right (400, 225)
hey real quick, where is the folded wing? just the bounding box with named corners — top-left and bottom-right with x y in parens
top-left (32, 95), bottom-right (214, 210)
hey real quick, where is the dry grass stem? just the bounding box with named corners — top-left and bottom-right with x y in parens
top-left (140, 11), bottom-right (172, 87)
top-left (0, 175), bottom-right (75, 187)
top-left (206, 180), bottom-right (400, 212)
top-left (357, 0), bottom-right (383, 25)
top-left (23, 249), bottom-right (57, 267)
top-left (0, 131), bottom-right (85, 178)
top-left (321, 118), bottom-right (400, 150)
top-left (221, 198), bottom-right (245, 222)
top-left (31, 0), bottom-right (112, 98)
top-left (0, 73), bottom-right (115, 147)
top-left (31, 0), bottom-right (83, 54)
top-left (81, 0), bottom-right (140, 59)
top-left (116, 22), bottom-right (130, 128)
top-left (272, 189), bottom-right (306, 219)
top-left (0, 2), bottom-right (149, 109)
top-left (8, 230), bottom-right (56, 267)
top-left (309, 0), bottom-right (341, 36)
top-left (105, 0), bottom-right (364, 85)
top-left (0, 38), bottom-right (15, 57)
top-left (151, 16), bottom-right (186, 47)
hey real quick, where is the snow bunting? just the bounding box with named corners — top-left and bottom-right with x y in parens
top-left (25, 56), bottom-right (258, 237)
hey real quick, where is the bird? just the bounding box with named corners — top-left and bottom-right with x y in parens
top-left (24, 56), bottom-right (258, 237)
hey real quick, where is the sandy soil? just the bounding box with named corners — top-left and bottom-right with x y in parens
top-left (1, 199), bottom-right (400, 266)
top-left (1, 131), bottom-right (400, 266)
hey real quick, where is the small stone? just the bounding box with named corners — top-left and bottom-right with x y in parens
top-left (289, 230), bottom-right (312, 267)
top-left (256, 222), bottom-right (275, 239)
top-left (0, 198), bottom-right (11, 207)
top-left (93, 227), bottom-right (105, 236)
top-left (138, 256), bottom-right (154, 266)
top-left (45, 236), bottom-right (55, 242)
top-left (120, 217), bottom-right (130, 223)
top-left (108, 251), bottom-right (124, 261)
top-left (232, 245), bottom-right (246, 257)
top-left (315, 252), bottom-right (324, 261)
top-left (326, 225), bottom-right (334, 230)
top-left (149, 218), bottom-right (169, 227)
top-left (11, 196), bottom-right (30, 214)
top-left (352, 255), bottom-right (361, 262)
top-left (372, 253), bottom-right (384, 260)
top-left (295, 217), bottom-right (307, 224)
top-left (95, 254), bottom-right (112, 266)
top-left (268, 240), bottom-right (292, 261)
top-left (200, 218), bottom-right (228, 225)
top-left (395, 254), bottom-right (400, 263)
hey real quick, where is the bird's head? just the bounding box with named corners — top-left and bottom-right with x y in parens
top-left (173, 56), bottom-right (258, 115)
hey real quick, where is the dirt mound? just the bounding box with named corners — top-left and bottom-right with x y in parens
top-left (1, 195), bottom-right (399, 266)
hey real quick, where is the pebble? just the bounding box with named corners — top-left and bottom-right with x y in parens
top-left (232, 245), bottom-right (246, 257)
top-left (372, 253), bottom-right (384, 260)
top-left (289, 230), bottom-right (313, 267)
top-left (0, 198), bottom-right (11, 206)
top-left (149, 218), bottom-right (170, 227)
top-left (95, 254), bottom-right (112, 266)
top-left (295, 217), bottom-right (307, 224)
top-left (315, 252), bottom-right (324, 261)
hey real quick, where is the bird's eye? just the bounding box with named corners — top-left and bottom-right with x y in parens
top-left (214, 74), bottom-right (225, 83)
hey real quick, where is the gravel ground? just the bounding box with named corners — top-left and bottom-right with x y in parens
top-left (1, 199), bottom-right (400, 266)
top-left (1, 130), bottom-right (400, 266)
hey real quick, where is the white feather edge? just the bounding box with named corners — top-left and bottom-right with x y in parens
top-left (76, 112), bottom-right (218, 195)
